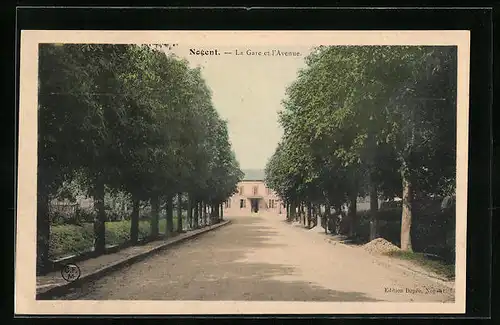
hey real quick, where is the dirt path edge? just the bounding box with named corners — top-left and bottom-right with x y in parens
top-left (36, 220), bottom-right (232, 300)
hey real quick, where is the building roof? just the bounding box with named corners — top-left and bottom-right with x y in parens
top-left (242, 169), bottom-right (265, 181)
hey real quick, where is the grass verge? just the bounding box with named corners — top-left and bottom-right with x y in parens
top-left (384, 250), bottom-right (455, 280)
top-left (49, 217), bottom-right (179, 260)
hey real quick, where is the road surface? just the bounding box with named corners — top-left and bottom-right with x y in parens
top-left (57, 214), bottom-right (454, 302)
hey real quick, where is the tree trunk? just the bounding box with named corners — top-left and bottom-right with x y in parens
top-left (312, 204), bottom-right (317, 227)
top-left (208, 204), bottom-right (213, 225)
top-left (348, 192), bottom-right (357, 238)
top-left (93, 180), bottom-right (106, 255)
top-left (213, 203), bottom-right (220, 223)
top-left (303, 204), bottom-right (306, 225)
top-left (150, 195), bottom-right (160, 239)
top-left (193, 199), bottom-right (199, 229)
top-left (324, 204), bottom-right (331, 234)
top-left (36, 190), bottom-right (50, 275)
top-left (298, 203), bottom-right (301, 223)
top-left (198, 202), bottom-right (202, 226)
top-left (130, 196), bottom-right (140, 244)
top-left (307, 202), bottom-right (312, 228)
top-left (290, 201), bottom-right (296, 221)
top-left (317, 204), bottom-right (321, 226)
top-left (187, 194), bottom-right (193, 230)
top-left (165, 195), bottom-right (174, 236)
top-left (220, 203), bottom-right (224, 221)
top-left (176, 192), bottom-right (183, 233)
top-left (369, 181), bottom-right (380, 241)
top-left (203, 202), bottom-right (208, 226)
top-left (401, 171), bottom-right (413, 251)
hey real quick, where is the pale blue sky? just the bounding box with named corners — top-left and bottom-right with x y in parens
top-left (168, 45), bottom-right (311, 169)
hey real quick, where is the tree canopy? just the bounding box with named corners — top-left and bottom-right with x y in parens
top-left (265, 45), bottom-right (457, 250)
top-left (37, 44), bottom-right (243, 272)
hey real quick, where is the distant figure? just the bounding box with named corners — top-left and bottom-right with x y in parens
top-left (335, 213), bottom-right (343, 234)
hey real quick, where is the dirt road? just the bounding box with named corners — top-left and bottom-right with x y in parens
top-left (57, 214), bottom-right (454, 302)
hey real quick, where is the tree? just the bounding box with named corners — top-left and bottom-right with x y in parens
top-left (265, 45), bottom-right (457, 251)
top-left (37, 42), bottom-right (247, 273)
top-left (38, 44), bottom-right (133, 264)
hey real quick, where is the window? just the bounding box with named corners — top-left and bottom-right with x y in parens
top-left (268, 199), bottom-right (275, 208)
top-left (240, 199), bottom-right (246, 208)
top-left (253, 186), bottom-right (258, 195)
top-left (239, 186), bottom-right (244, 195)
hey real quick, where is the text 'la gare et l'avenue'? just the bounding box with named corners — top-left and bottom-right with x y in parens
top-left (189, 48), bottom-right (302, 57)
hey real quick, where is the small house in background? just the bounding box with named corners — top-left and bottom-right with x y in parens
top-left (224, 169), bottom-right (283, 216)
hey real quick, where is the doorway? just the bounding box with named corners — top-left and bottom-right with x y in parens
top-left (250, 199), bottom-right (259, 213)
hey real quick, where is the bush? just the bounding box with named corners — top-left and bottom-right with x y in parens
top-left (75, 207), bottom-right (96, 224)
top-left (355, 204), bottom-right (455, 263)
top-left (104, 190), bottom-right (132, 221)
top-left (49, 212), bottom-right (68, 226)
top-left (48, 215), bottom-right (181, 259)
top-left (105, 221), bottom-right (132, 244)
top-left (49, 223), bottom-right (94, 259)
top-left (380, 200), bottom-right (402, 210)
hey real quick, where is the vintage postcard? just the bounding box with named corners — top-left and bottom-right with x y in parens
top-left (15, 30), bottom-right (470, 315)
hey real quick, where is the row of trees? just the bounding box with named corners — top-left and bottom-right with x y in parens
top-left (265, 46), bottom-right (457, 251)
top-left (37, 44), bottom-right (243, 273)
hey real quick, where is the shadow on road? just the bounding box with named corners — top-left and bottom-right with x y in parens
top-left (56, 215), bottom-right (380, 301)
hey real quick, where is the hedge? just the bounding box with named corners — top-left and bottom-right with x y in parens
top-left (351, 207), bottom-right (455, 263)
top-left (48, 218), bottom-right (178, 260)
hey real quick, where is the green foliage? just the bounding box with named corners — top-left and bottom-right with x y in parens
top-left (39, 43), bottom-right (241, 201)
top-left (104, 190), bottom-right (132, 221)
top-left (38, 44), bottom-right (242, 268)
top-left (384, 250), bottom-right (455, 280)
top-left (49, 224), bottom-right (95, 259)
top-left (48, 217), bottom-right (180, 259)
top-left (266, 45), bottom-right (456, 204)
top-left (265, 45), bottom-right (457, 252)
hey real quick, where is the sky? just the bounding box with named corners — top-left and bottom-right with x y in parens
top-left (167, 45), bottom-right (311, 170)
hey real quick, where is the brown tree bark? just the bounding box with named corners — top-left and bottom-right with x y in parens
top-left (150, 195), bottom-right (160, 239)
top-left (325, 204), bottom-right (332, 234)
top-left (203, 202), bottom-right (207, 226)
top-left (93, 180), bottom-right (106, 255)
top-left (307, 202), bottom-right (312, 228)
top-left (36, 190), bottom-right (50, 275)
top-left (187, 194), bottom-right (193, 229)
top-left (400, 171), bottom-right (413, 251)
top-left (130, 196), bottom-right (140, 244)
top-left (369, 181), bottom-right (380, 241)
top-left (211, 203), bottom-right (219, 224)
top-left (176, 192), bottom-right (183, 233)
top-left (193, 199), bottom-right (199, 229)
top-left (289, 202), bottom-right (294, 221)
top-left (348, 193), bottom-right (357, 238)
top-left (165, 195), bottom-right (174, 236)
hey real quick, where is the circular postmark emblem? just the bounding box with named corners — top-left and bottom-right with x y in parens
top-left (61, 263), bottom-right (81, 283)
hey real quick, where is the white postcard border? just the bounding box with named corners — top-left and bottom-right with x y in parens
top-left (15, 30), bottom-right (470, 315)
